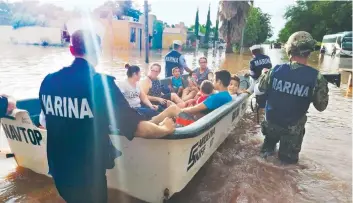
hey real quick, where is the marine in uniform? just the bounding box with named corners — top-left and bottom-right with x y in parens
top-left (254, 31), bottom-right (329, 164)
top-left (249, 44), bottom-right (272, 80)
top-left (164, 40), bottom-right (192, 78)
top-left (248, 44), bottom-right (272, 108)
top-left (39, 30), bottom-right (175, 202)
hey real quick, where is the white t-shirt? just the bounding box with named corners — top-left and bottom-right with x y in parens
top-left (117, 79), bottom-right (141, 108)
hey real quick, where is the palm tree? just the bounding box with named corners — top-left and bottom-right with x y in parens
top-left (218, 0), bottom-right (252, 53)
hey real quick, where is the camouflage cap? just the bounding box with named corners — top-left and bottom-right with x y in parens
top-left (285, 31), bottom-right (316, 57)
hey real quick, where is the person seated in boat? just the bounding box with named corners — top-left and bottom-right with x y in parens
top-left (140, 63), bottom-right (185, 108)
top-left (180, 70), bottom-right (232, 117)
top-left (0, 94), bottom-right (16, 117)
top-left (117, 64), bottom-right (159, 119)
top-left (38, 29), bottom-right (177, 203)
top-left (168, 67), bottom-right (185, 97)
top-left (194, 56), bottom-right (211, 85)
top-left (181, 71), bottom-right (199, 101)
top-left (185, 80), bottom-right (214, 107)
top-left (228, 75), bottom-right (251, 99)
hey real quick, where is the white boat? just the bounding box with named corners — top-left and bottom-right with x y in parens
top-left (0, 76), bottom-right (252, 203)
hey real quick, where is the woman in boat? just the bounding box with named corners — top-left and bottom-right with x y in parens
top-left (117, 64), bottom-right (159, 119)
top-left (194, 57), bottom-right (211, 85)
top-left (140, 63), bottom-right (185, 108)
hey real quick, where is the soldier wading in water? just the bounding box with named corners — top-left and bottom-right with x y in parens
top-left (255, 31), bottom-right (329, 164)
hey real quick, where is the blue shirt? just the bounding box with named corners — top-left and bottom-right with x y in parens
top-left (203, 91), bottom-right (232, 111)
top-left (172, 76), bottom-right (183, 88)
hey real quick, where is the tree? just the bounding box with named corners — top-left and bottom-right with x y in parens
top-left (114, 0), bottom-right (142, 20)
top-left (204, 4), bottom-right (212, 46)
top-left (218, 1), bottom-right (251, 53)
top-left (0, 1), bottom-right (13, 25)
top-left (194, 8), bottom-right (199, 39)
top-left (278, 1), bottom-right (352, 42)
top-left (243, 7), bottom-right (272, 46)
top-left (213, 15), bottom-right (219, 43)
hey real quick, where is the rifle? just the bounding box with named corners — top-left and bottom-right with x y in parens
top-left (322, 73), bottom-right (341, 87)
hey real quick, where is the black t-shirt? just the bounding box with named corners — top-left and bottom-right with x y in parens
top-left (39, 58), bottom-right (145, 186)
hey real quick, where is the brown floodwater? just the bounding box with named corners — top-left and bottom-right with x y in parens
top-left (0, 44), bottom-right (351, 203)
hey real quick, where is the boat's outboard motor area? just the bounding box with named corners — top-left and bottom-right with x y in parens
top-left (16, 98), bottom-right (41, 126)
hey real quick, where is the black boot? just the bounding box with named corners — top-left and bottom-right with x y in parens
top-left (260, 137), bottom-right (278, 158)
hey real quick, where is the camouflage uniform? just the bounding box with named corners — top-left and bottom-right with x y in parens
top-left (256, 31), bottom-right (329, 164)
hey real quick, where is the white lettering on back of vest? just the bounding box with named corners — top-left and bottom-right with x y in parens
top-left (272, 78), bottom-right (310, 97)
top-left (165, 56), bottom-right (179, 63)
top-left (254, 58), bottom-right (271, 66)
top-left (42, 95), bottom-right (94, 119)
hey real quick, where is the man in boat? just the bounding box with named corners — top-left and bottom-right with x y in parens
top-left (39, 29), bottom-right (176, 203)
top-left (179, 70), bottom-right (232, 117)
top-left (164, 40), bottom-right (192, 78)
top-left (254, 31), bottom-right (329, 164)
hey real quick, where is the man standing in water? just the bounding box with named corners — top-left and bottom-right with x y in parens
top-left (254, 31), bottom-right (329, 164)
top-left (39, 30), bottom-right (175, 203)
top-left (164, 40), bottom-right (192, 78)
top-left (249, 44), bottom-right (272, 81)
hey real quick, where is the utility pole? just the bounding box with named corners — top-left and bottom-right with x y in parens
top-left (144, 0), bottom-right (149, 63)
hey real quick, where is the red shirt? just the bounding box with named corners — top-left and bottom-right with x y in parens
top-left (196, 94), bottom-right (208, 104)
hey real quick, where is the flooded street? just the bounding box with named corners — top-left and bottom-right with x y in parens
top-left (0, 44), bottom-right (351, 203)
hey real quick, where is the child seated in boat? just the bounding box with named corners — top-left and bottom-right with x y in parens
top-left (168, 67), bottom-right (185, 97)
top-left (228, 75), bottom-right (250, 99)
top-left (185, 80), bottom-right (214, 107)
top-left (175, 70), bottom-right (232, 126)
top-left (181, 71), bottom-right (199, 102)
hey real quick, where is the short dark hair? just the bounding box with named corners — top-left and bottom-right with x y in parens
top-left (172, 67), bottom-right (180, 74)
top-left (199, 57), bottom-right (207, 63)
top-left (200, 80), bottom-right (214, 94)
top-left (251, 49), bottom-right (261, 55)
top-left (71, 30), bottom-right (101, 56)
top-left (173, 44), bottom-right (180, 49)
top-left (125, 64), bottom-right (140, 77)
top-left (215, 70), bottom-right (231, 87)
top-left (230, 75), bottom-right (240, 87)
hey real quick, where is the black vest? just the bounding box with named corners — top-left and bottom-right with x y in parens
top-left (165, 50), bottom-right (182, 78)
top-left (266, 63), bottom-right (318, 127)
top-left (39, 58), bottom-right (126, 185)
top-left (250, 54), bottom-right (272, 80)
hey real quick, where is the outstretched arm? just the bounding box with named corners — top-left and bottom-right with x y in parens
top-left (312, 73), bottom-right (329, 112)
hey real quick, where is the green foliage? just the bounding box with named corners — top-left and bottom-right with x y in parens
top-left (204, 4), bottom-right (212, 45)
top-left (152, 20), bottom-right (163, 49)
top-left (116, 0), bottom-right (142, 21)
top-left (278, 0), bottom-right (352, 42)
top-left (199, 24), bottom-right (206, 34)
top-left (12, 13), bottom-right (46, 29)
top-left (213, 17), bottom-right (219, 42)
top-left (0, 1), bottom-right (12, 25)
top-left (243, 7), bottom-right (272, 47)
top-left (195, 8), bottom-right (199, 39)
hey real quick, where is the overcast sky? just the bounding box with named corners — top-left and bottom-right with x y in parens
top-left (9, 0), bottom-right (297, 40)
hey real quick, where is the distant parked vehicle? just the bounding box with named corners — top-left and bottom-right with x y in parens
top-left (208, 40), bottom-right (226, 49)
top-left (273, 42), bottom-right (281, 49)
